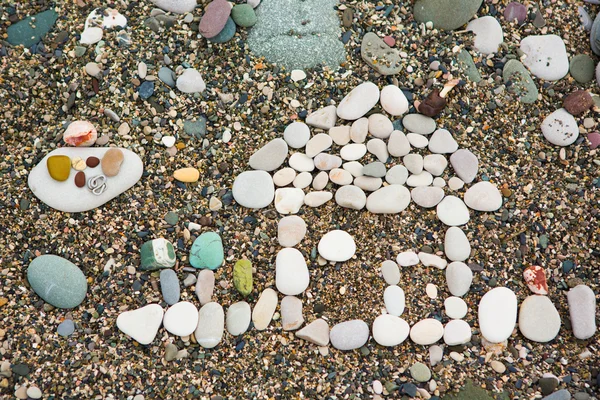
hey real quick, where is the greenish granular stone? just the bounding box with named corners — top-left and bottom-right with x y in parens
top-left (209, 17), bottom-right (236, 44)
top-left (503, 59), bottom-right (538, 104)
top-left (140, 238), bottom-right (176, 270)
top-left (456, 50), bottom-right (481, 83)
top-left (414, 0), bottom-right (483, 31)
top-left (7, 9), bottom-right (58, 48)
top-left (27, 255), bottom-right (87, 309)
top-left (569, 54), bottom-right (595, 84)
top-left (189, 232), bottom-right (224, 270)
top-left (409, 362), bottom-right (431, 382)
top-left (231, 4), bottom-right (257, 28)
top-left (247, 0), bottom-right (345, 69)
top-left (233, 259), bottom-right (253, 296)
top-left (164, 211), bottom-right (179, 225)
top-left (442, 380), bottom-right (508, 400)
top-left (183, 116), bottom-right (207, 138)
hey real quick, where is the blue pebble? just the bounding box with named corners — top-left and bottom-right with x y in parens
top-left (138, 81), bottom-right (154, 100)
top-left (57, 319), bottom-right (75, 337)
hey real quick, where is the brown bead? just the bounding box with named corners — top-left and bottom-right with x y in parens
top-left (563, 90), bottom-right (593, 115)
top-left (74, 171), bottom-right (86, 188)
top-left (419, 89), bottom-right (447, 117)
top-left (86, 156), bottom-right (100, 168)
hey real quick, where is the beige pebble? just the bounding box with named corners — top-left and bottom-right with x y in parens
top-left (71, 157), bottom-right (86, 171)
top-left (491, 360), bottom-right (506, 373)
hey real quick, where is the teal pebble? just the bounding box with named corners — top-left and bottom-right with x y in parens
top-left (232, 4), bottom-right (257, 28)
top-left (7, 9), bottom-right (58, 48)
top-left (27, 255), bottom-right (87, 309)
top-left (189, 232), bottom-right (224, 270)
top-left (209, 17), bottom-right (236, 44)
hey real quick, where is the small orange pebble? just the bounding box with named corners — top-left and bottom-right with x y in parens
top-left (0, 298), bottom-right (8, 307)
top-left (176, 142), bottom-right (185, 150)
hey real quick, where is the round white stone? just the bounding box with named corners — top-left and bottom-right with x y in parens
top-left (384, 285), bottom-right (406, 316)
top-left (226, 301), bottom-right (251, 336)
top-left (406, 171), bottom-right (433, 187)
top-left (366, 185), bottom-right (411, 214)
top-left (249, 138), bottom-right (289, 171)
top-left (368, 113), bottom-right (393, 139)
top-left (410, 318), bottom-right (444, 345)
top-left (312, 171), bottom-right (329, 190)
top-left (444, 227), bottom-right (471, 261)
top-left (466, 16), bottom-right (504, 55)
top-left (116, 304), bottom-right (164, 345)
top-left (381, 260), bottom-right (400, 285)
top-left (388, 130), bottom-right (411, 157)
top-left (304, 191), bottom-right (333, 207)
top-left (428, 129), bottom-right (458, 154)
top-left (273, 167), bottom-right (296, 187)
top-left (232, 171), bottom-right (275, 209)
top-left (424, 154), bottom-right (448, 176)
top-left (329, 168), bottom-right (353, 185)
top-left (176, 68), bottom-right (206, 93)
top-left (195, 302), bottom-right (224, 348)
top-left (330, 320), bottom-right (370, 350)
top-left (335, 185), bottom-right (366, 209)
top-left (449, 149), bottom-right (478, 183)
top-left (337, 82), bottom-right (380, 120)
top-left (274, 188), bottom-right (305, 214)
top-left (163, 301), bottom-right (199, 336)
top-left (380, 85), bottom-right (409, 116)
top-left (252, 288), bottom-right (278, 331)
top-left (443, 319), bottom-right (472, 345)
top-left (436, 196), bottom-right (470, 226)
top-left (403, 114), bottom-right (436, 135)
top-left (444, 296), bottom-right (468, 319)
top-left (343, 161), bottom-right (364, 177)
top-left (541, 108), bottom-right (579, 146)
top-left (276, 248), bottom-right (310, 295)
top-left (288, 153), bottom-right (315, 172)
top-left (340, 143), bottom-right (367, 161)
top-left (418, 252), bottom-right (447, 269)
top-left (329, 126), bottom-right (351, 146)
top-left (318, 230), bottom-right (356, 261)
top-left (464, 181), bottom-right (503, 211)
top-left (518, 295), bottom-right (561, 343)
top-left (373, 314), bottom-right (410, 346)
top-left (385, 165), bottom-right (409, 185)
top-left (478, 287), bottom-right (518, 343)
top-left (354, 176), bottom-right (382, 191)
top-left (284, 122), bottom-right (311, 149)
top-left (403, 153), bottom-right (423, 174)
top-left (367, 138), bottom-right (389, 163)
top-left (293, 171), bottom-right (312, 189)
top-left (350, 117), bottom-right (369, 143)
top-left (446, 261), bottom-right (473, 297)
top-left (278, 215), bottom-right (307, 247)
top-left (306, 133), bottom-right (333, 157)
top-left (411, 186), bottom-right (445, 208)
top-left (396, 251), bottom-right (419, 266)
top-left (448, 176), bottom-right (465, 190)
top-left (407, 133), bottom-right (429, 148)
top-left (306, 105), bottom-right (337, 129)
top-left (520, 34), bottom-right (569, 81)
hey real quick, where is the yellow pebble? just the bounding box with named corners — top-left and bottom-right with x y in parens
top-left (47, 155), bottom-right (71, 181)
top-left (71, 157), bottom-right (86, 171)
top-left (173, 167), bottom-right (200, 183)
top-left (176, 142), bottom-right (185, 150)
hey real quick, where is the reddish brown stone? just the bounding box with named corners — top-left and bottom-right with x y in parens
top-left (86, 156), bottom-right (100, 168)
top-left (523, 265), bottom-right (548, 295)
top-left (199, 0), bottom-right (231, 39)
top-left (419, 89), bottom-right (446, 117)
top-left (74, 171), bottom-right (86, 188)
top-left (563, 90), bottom-right (593, 115)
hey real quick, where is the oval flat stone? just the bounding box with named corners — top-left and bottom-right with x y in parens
top-left (163, 301), bottom-right (199, 336)
top-left (160, 269), bottom-right (180, 305)
top-left (195, 269), bottom-right (215, 305)
top-left (360, 33), bottom-right (402, 75)
top-left (284, 122), bottom-right (310, 149)
top-left (231, 4), bottom-right (257, 27)
top-left (116, 304), bottom-right (164, 345)
top-left (411, 186), bottom-right (444, 208)
top-left (335, 185), bottom-right (366, 210)
top-left (410, 318), bottom-right (444, 345)
top-left (276, 248), bottom-right (310, 296)
top-left (443, 319), bottom-right (472, 345)
top-left (367, 138), bottom-right (389, 163)
top-left (444, 296), bottom-right (468, 319)
top-left (318, 230), bottom-right (356, 262)
top-left (384, 285), bottom-right (405, 316)
top-left (208, 17), bottom-right (236, 44)
top-left (518, 295), bottom-right (561, 343)
top-left (366, 185), bottom-right (411, 213)
top-left (372, 315), bottom-right (410, 346)
top-left (304, 191), bottom-right (333, 207)
top-left (567, 285), bottom-right (597, 340)
top-left (351, 118), bottom-right (369, 143)
top-left (249, 138), bottom-right (289, 171)
top-left (176, 68), bottom-right (206, 93)
top-left (189, 232), bottom-right (224, 270)
top-left (380, 85), bottom-right (409, 116)
top-left (232, 170), bottom-right (275, 208)
top-left (520, 35), bottom-right (569, 81)
top-left (403, 114), bottom-right (436, 135)
top-left (329, 168), bottom-right (353, 185)
top-left (329, 126), bottom-right (351, 146)
top-left (306, 105), bottom-right (337, 129)
top-left (569, 54), bottom-right (595, 83)
top-left (413, 0), bottom-right (483, 30)
top-left (385, 165), bottom-right (409, 185)
top-left (151, 0), bottom-right (196, 13)
top-left (464, 181), bottom-right (502, 211)
top-left (30, 148), bottom-right (143, 212)
top-left (289, 153), bottom-right (315, 172)
top-left (437, 195), bottom-right (470, 226)
top-left (446, 261), bottom-right (473, 296)
top-left (314, 153), bottom-right (343, 171)
top-left (466, 16), bottom-right (504, 55)
top-left (419, 252), bottom-right (447, 269)
top-left (396, 251), bottom-right (419, 267)
top-left (368, 114), bottom-right (393, 139)
top-left (449, 149), bottom-right (478, 183)
top-left (444, 227), bottom-right (471, 262)
top-left (27, 255), bottom-right (87, 309)
top-left (140, 238), bottom-right (176, 270)
top-left (478, 287), bottom-right (517, 343)
top-left (381, 260), bottom-right (400, 285)
top-left (252, 288), bottom-right (278, 331)
top-left (273, 167), bottom-right (296, 187)
top-left (101, 148), bottom-right (124, 177)
top-left (226, 301), bottom-right (251, 336)
top-left (354, 176), bottom-right (382, 191)
top-left (541, 108), bottom-right (579, 146)
top-left (281, 295), bottom-right (304, 331)
top-left (388, 130), bottom-right (411, 157)
top-left (199, 0), bottom-right (231, 38)
top-left (428, 129), bottom-right (458, 154)
top-left (233, 259), bottom-right (253, 296)
top-left (337, 82), bottom-right (380, 120)
top-left (306, 133), bottom-right (333, 158)
top-left (278, 215), bottom-right (307, 247)
top-left (173, 167), bottom-right (200, 183)
top-left (330, 320), bottom-right (369, 350)
top-left (195, 302), bottom-right (224, 348)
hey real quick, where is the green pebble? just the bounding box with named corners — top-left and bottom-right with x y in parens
top-left (140, 238), bottom-right (176, 270)
top-left (456, 50), bottom-right (481, 83)
top-left (569, 54), bottom-right (595, 84)
top-left (233, 259), bottom-right (253, 296)
top-left (189, 232), bottom-right (224, 270)
top-left (232, 4), bottom-right (257, 28)
top-left (409, 362), bottom-right (431, 382)
top-left (7, 9), bottom-right (58, 48)
top-left (503, 60), bottom-right (538, 104)
top-left (413, 0), bottom-right (482, 30)
top-left (164, 211), bottom-right (179, 225)
top-left (27, 255), bottom-right (87, 309)
top-left (74, 46), bottom-right (87, 57)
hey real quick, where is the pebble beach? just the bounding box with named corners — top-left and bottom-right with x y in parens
top-left (0, 0), bottom-right (599, 399)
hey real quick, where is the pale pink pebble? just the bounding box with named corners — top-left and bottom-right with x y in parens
top-left (64, 120), bottom-right (98, 147)
top-left (588, 132), bottom-right (600, 149)
top-left (383, 36), bottom-right (395, 47)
